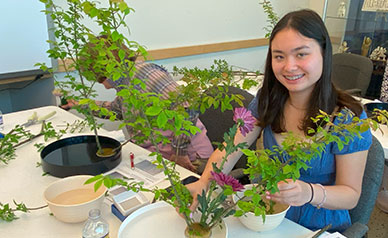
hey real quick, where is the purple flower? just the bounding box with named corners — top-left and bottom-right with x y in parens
top-left (233, 107), bottom-right (256, 136)
top-left (211, 171), bottom-right (244, 192)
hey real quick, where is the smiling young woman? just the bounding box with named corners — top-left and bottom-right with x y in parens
top-left (187, 9), bottom-right (372, 233)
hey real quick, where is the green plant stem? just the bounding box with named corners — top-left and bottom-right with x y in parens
top-left (23, 204), bottom-right (48, 211)
top-left (0, 202), bottom-right (48, 222)
top-left (14, 122), bottom-right (45, 148)
top-left (141, 109), bottom-right (192, 226)
top-left (199, 149), bottom-right (233, 225)
top-left (14, 133), bottom-right (44, 148)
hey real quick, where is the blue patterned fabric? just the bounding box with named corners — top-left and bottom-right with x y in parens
top-left (247, 95), bottom-right (372, 232)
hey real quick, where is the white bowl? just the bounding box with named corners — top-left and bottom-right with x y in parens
top-left (43, 175), bottom-right (107, 223)
top-left (237, 206), bottom-right (290, 232)
top-left (233, 184), bottom-right (290, 232)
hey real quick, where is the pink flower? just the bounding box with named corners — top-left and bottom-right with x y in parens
top-left (211, 171), bottom-right (244, 192)
top-left (233, 107), bottom-right (256, 136)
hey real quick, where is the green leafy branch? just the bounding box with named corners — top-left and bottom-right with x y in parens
top-left (172, 59), bottom-right (259, 114)
top-left (235, 109), bottom-right (387, 220)
top-left (0, 201), bottom-right (47, 222)
top-left (88, 59), bottom-right (259, 228)
top-left (259, 0), bottom-right (279, 38)
top-left (0, 120), bottom-right (88, 164)
top-left (0, 125), bottom-right (34, 164)
top-left (115, 60), bottom-right (261, 225)
top-left (197, 121), bottom-right (254, 229)
top-left (38, 0), bottom-right (147, 153)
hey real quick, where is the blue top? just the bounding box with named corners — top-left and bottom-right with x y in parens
top-left (248, 96), bottom-right (372, 232)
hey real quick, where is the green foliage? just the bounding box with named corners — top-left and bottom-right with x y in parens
top-left (38, 0), bottom-right (147, 152)
top-left (0, 125), bottom-right (33, 164)
top-left (87, 157), bottom-right (194, 220)
top-left (4, 0), bottom-right (262, 225)
top-left (0, 200), bottom-right (47, 222)
top-left (82, 59), bottom-right (260, 229)
top-left (171, 59), bottom-right (260, 114)
top-left (0, 201), bottom-right (24, 222)
top-left (34, 0), bottom-right (386, 231)
top-left (237, 108), bottom-right (388, 218)
top-left (259, 0), bottom-right (279, 39)
top-left (0, 120), bottom-right (87, 164)
top-left (41, 3), bottom-right (262, 226)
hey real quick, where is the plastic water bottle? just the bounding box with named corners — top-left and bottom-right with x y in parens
top-left (82, 209), bottom-right (109, 238)
top-left (0, 110), bottom-right (4, 131)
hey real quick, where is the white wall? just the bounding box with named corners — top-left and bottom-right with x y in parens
top-left (51, 0), bottom-right (310, 73)
top-left (126, 0), bottom-right (310, 72)
top-left (53, 0), bottom-right (310, 101)
top-left (0, 1), bottom-right (51, 75)
top-left (142, 0), bottom-right (310, 74)
top-left (0, 1), bottom-right (55, 113)
top-left (309, 0), bottom-right (326, 16)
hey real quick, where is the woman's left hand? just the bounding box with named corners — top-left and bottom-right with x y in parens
top-left (266, 179), bottom-right (312, 206)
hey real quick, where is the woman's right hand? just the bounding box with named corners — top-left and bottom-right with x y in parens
top-left (186, 179), bottom-right (209, 212)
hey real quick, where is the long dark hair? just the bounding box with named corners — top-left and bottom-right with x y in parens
top-left (257, 9), bottom-right (362, 134)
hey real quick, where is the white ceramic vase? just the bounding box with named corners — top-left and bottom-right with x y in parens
top-left (233, 184), bottom-right (290, 232)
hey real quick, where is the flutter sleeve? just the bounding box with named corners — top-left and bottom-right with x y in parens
top-left (247, 95), bottom-right (259, 119)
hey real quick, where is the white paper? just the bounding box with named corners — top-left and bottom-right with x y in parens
top-left (307, 231), bottom-right (347, 238)
top-left (106, 159), bottom-right (164, 188)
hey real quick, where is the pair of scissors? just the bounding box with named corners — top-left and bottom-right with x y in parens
top-left (21, 111), bottom-right (57, 127)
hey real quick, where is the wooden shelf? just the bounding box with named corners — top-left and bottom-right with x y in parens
top-left (57, 38), bottom-right (269, 73)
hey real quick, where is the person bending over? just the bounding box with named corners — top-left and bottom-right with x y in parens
top-left (62, 38), bottom-right (213, 174)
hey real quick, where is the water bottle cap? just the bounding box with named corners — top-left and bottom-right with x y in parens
top-left (88, 209), bottom-right (101, 219)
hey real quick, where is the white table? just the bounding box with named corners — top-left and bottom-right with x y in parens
top-left (0, 106), bottom-right (313, 238)
top-left (359, 98), bottom-right (388, 158)
top-left (360, 100), bottom-right (388, 212)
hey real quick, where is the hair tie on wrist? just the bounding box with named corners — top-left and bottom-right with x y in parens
top-left (307, 182), bottom-right (314, 204)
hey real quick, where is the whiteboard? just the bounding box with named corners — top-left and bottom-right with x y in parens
top-left (0, 1), bottom-right (51, 77)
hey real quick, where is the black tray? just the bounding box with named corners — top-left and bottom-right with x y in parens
top-left (41, 135), bottom-right (122, 178)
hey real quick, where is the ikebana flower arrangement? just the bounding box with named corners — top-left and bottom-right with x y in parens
top-left (84, 57), bottom-right (260, 236)
top-left (89, 102), bottom-right (387, 237)
top-left (37, 0), bottom-right (147, 154)
top-left (235, 108), bottom-right (388, 220)
top-left (88, 107), bottom-right (257, 237)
